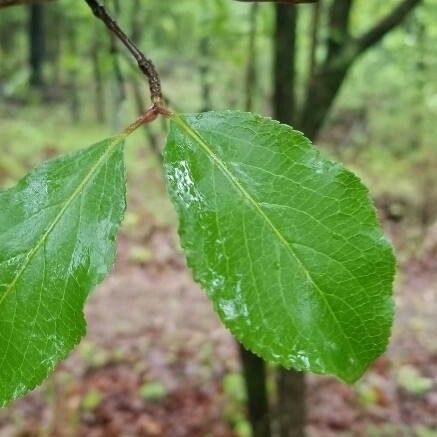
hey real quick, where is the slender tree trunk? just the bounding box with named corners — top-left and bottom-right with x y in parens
top-left (411, 15), bottom-right (432, 229)
top-left (239, 5), bottom-right (272, 437)
top-left (239, 347), bottom-right (271, 437)
top-left (66, 24), bottom-right (80, 123)
top-left (91, 37), bottom-right (106, 124)
top-left (273, 5), bottom-right (306, 437)
top-left (411, 15), bottom-right (425, 151)
top-left (28, 4), bottom-right (45, 88)
top-left (307, 1), bottom-right (321, 88)
top-left (299, 63), bottom-right (349, 140)
top-left (245, 2), bottom-right (259, 112)
top-left (276, 368), bottom-right (306, 437)
top-left (46, 3), bottom-right (62, 93)
top-left (199, 36), bottom-right (212, 112)
top-left (273, 4), bottom-right (297, 125)
top-left (270, 2), bottom-right (420, 434)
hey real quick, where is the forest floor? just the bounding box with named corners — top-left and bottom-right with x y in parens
top-left (0, 109), bottom-right (436, 436)
top-left (0, 220), bottom-right (436, 437)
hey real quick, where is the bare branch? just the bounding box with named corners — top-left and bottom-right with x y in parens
top-left (355, 0), bottom-right (422, 55)
top-left (84, 0), bottom-right (163, 104)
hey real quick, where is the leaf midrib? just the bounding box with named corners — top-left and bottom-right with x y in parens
top-left (0, 135), bottom-right (125, 308)
top-left (172, 115), bottom-right (360, 366)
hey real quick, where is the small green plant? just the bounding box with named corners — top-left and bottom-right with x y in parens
top-left (139, 382), bottom-right (168, 401)
top-left (0, 0), bottom-right (395, 406)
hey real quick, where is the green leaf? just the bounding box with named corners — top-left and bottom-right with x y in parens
top-left (0, 136), bottom-right (126, 406)
top-left (164, 111), bottom-right (395, 383)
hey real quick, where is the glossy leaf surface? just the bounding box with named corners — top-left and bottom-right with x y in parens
top-left (164, 111), bottom-right (395, 383)
top-left (0, 136), bottom-right (126, 405)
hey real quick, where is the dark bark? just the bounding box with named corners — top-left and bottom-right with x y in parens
top-left (28, 3), bottom-right (45, 88)
top-left (238, 8), bottom-right (271, 437)
top-left (355, 0), bottom-right (422, 56)
top-left (273, 4), bottom-right (297, 124)
top-left (299, 63), bottom-right (349, 140)
top-left (299, 0), bottom-right (422, 140)
top-left (298, 0), bottom-right (353, 139)
top-left (47, 4), bottom-right (62, 90)
top-left (307, 1), bottom-right (320, 86)
top-left (326, 0), bottom-right (353, 61)
top-left (84, 0), bottom-right (163, 103)
top-left (277, 369), bottom-right (306, 437)
top-left (239, 347), bottom-right (271, 437)
top-left (273, 5), bottom-right (306, 437)
top-left (272, 1), bottom-right (421, 434)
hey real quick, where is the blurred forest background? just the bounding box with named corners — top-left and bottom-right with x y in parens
top-left (0, 0), bottom-right (436, 436)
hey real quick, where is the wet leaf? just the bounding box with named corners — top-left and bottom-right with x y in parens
top-left (0, 136), bottom-right (126, 406)
top-left (164, 111), bottom-right (395, 383)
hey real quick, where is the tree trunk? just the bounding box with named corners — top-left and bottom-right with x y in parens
top-left (273, 4), bottom-right (297, 125)
top-left (299, 63), bottom-right (349, 140)
top-left (276, 369), bottom-right (306, 437)
top-left (307, 1), bottom-right (321, 88)
top-left (47, 3), bottom-right (62, 92)
top-left (270, 1), bottom-right (421, 434)
top-left (91, 37), bottom-right (106, 124)
top-left (239, 6), bottom-right (272, 436)
top-left (273, 5), bottom-right (306, 437)
top-left (199, 36), bottom-right (212, 113)
top-left (239, 347), bottom-right (271, 437)
top-left (28, 4), bottom-right (45, 88)
top-left (66, 23), bottom-right (80, 123)
top-left (245, 2), bottom-right (259, 112)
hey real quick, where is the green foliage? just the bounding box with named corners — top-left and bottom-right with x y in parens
top-left (0, 136), bottom-right (126, 406)
top-left (164, 111), bottom-right (395, 383)
top-left (0, 109), bottom-right (396, 404)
